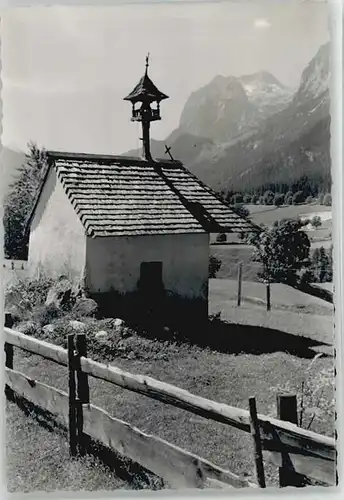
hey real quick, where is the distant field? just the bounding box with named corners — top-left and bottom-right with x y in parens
top-left (247, 203), bottom-right (331, 229)
top-left (210, 203), bottom-right (332, 254)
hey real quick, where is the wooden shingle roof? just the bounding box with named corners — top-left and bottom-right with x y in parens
top-left (28, 152), bottom-right (258, 238)
top-left (123, 73), bottom-right (169, 104)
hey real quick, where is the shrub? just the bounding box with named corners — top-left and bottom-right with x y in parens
top-left (33, 303), bottom-right (63, 327)
top-left (216, 233), bottom-right (227, 243)
top-left (306, 196), bottom-right (313, 204)
top-left (209, 255), bottom-right (222, 278)
top-left (231, 193), bottom-right (243, 204)
top-left (233, 204), bottom-right (250, 219)
top-left (292, 190), bottom-right (305, 204)
top-left (285, 192), bottom-right (293, 205)
top-left (274, 193), bottom-right (285, 207)
top-left (311, 215), bottom-right (322, 230)
top-left (310, 246), bottom-right (333, 283)
top-left (263, 190), bottom-right (274, 205)
top-left (251, 194), bottom-right (258, 205)
top-left (5, 275), bottom-right (55, 319)
top-left (259, 196), bottom-right (265, 205)
top-left (269, 355), bottom-right (335, 433)
top-left (243, 194), bottom-right (251, 204)
top-left (323, 193), bottom-right (332, 206)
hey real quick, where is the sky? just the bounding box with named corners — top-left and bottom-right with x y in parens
top-left (1, 0), bottom-right (330, 156)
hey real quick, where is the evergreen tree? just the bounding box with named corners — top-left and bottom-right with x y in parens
top-left (3, 143), bottom-right (47, 259)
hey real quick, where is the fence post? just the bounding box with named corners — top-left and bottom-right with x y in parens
top-left (237, 262), bottom-right (243, 306)
top-left (75, 333), bottom-right (90, 456)
top-left (67, 334), bottom-right (77, 457)
top-left (276, 394), bottom-right (305, 487)
top-left (266, 283), bottom-right (271, 311)
top-left (4, 343), bottom-right (14, 400)
top-left (248, 397), bottom-right (266, 488)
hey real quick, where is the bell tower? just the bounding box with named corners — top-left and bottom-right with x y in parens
top-left (124, 54), bottom-right (169, 161)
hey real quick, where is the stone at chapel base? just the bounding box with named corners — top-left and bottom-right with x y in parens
top-left (69, 320), bottom-right (85, 332)
top-left (95, 330), bottom-right (108, 341)
top-left (114, 318), bottom-right (124, 328)
top-left (72, 297), bottom-right (99, 317)
top-left (42, 324), bottom-right (55, 334)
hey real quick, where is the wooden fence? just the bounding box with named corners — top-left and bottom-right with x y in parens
top-left (4, 326), bottom-right (336, 489)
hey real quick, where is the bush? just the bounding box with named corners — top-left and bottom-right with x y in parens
top-left (306, 196), bottom-right (313, 204)
top-left (251, 194), bottom-right (258, 205)
top-left (270, 357), bottom-right (335, 433)
top-left (274, 193), bottom-right (285, 207)
top-left (209, 255), bottom-right (222, 278)
top-left (263, 190), bottom-right (274, 205)
top-left (292, 190), bottom-right (305, 204)
top-left (231, 193), bottom-right (243, 205)
top-left (243, 194), bottom-right (251, 204)
top-left (323, 193), bottom-right (332, 206)
top-left (285, 191), bottom-right (293, 205)
top-left (311, 215), bottom-right (322, 230)
top-left (310, 246), bottom-right (333, 283)
top-left (216, 233), bottom-right (227, 243)
top-left (33, 303), bottom-right (63, 327)
top-left (233, 204), bottom-right (250, 219)
top-left (5, 275), bottom-right (55, 320)
top-left (259, 196), bottom-right (265, 205)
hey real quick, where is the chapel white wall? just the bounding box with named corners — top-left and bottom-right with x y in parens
top-left (85, 233), bottom-right (209, 300)
top-left (28, 168), bottom-right (86, 283)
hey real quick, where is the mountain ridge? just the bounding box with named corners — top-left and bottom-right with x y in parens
top-left (127, 42), bottom-right (331, 194)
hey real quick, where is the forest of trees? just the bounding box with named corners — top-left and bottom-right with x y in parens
top-left (218, 174), bottom-right (332, 208)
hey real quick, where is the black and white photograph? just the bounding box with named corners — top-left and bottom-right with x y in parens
top-left (0, 0), bottom-right (339, 493)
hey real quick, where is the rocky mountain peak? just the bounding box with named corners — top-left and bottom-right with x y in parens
top-left (294, 42), bottom-right (330, 104)
top-left (178, 70), bottom-right (292, 143)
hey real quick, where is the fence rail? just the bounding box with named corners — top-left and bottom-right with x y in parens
top-left (4, 326), bottom-right (336, 488)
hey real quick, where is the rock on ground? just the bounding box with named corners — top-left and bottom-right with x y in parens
top-left (42, 324), bottom-right (55, 334)
top-left (95, 330), bottom-right (108, 341)
top-left (69, 320), bottom-right (85, 332)
top-left (72, 298), bottom-right (98, 317)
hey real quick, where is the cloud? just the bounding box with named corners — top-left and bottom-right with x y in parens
top-left (254, 18), bottom-right (271, 29)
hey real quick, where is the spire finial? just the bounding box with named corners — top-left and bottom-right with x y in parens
top-left (145, 53), bottom-right (150, 74)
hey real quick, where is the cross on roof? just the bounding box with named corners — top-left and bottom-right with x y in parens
top-left (165, 144), bottom-right (174, 161)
